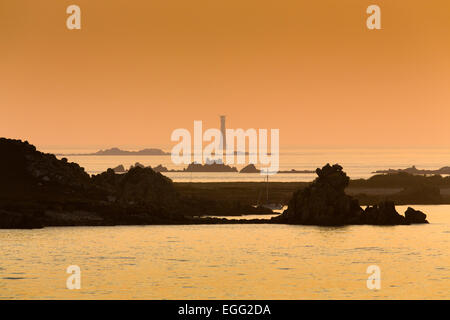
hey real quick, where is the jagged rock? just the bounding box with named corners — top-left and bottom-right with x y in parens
top-left (274, 163), bottom-right (429, 226)
top-left (129, 162), bottom-right (146, 170)
top-left (0, 138), bottom-right (185, 227)
top-left (404, 207), bottom-right (429, 224)
top-left (274, 164), bottom-right (363, 225)
top-left (0, 138), bottom-right (91, 191)
top-left (115, 167), bottom-right (177, 205)
top-left (152, 164), bottom-right (168, 172)
top-left (112, 165), bottom-right (126, 173)
top-left (184, 162), bottom-right (237, 172)
top-left (239, 164), bottom-right (260, 173)
top-left (361, 201), bottom-right (407, 225)
top-left (315, 163), bottom-right (350, 191)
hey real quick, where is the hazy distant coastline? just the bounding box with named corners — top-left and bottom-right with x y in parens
top-left (56, 148), bottom-right (269, 157)
top-left (57, 147), bottom-right (170, 156)
top-left (373, 165), bottom-right (450, 175)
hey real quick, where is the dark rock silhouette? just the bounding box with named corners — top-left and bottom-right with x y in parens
top-left (0, 209), bottom-right (44, 229)
top-left (110, 163), bottom-right (169, 173)
top-left (274, 164), bottom-right (363, 225)
top-left (361, 201), bottom-right (407, 225)
top-left (0, 138), bottom-right (272, 228)
top-left (92, 166), bottom-right (177, 206)
top-left (0, 138), bottom-right (91, 190)
top-left (240, 164), bottom-right (260, 173)
top-left (274, 164), bottom-right (429, 226)
top-left (0, 139), bottom-right (185, 228)
top-left (112, 165), bottom-right (126, 173)
top-left (129, 162), bottom-right (146, 170)
top-left (0, 140), bottom-right (432, 228)
top-left (152, 164), bottom-right (169, 172)
top-left (184, 162), bottom-right (237, 172)
top-left (404, 207), bottom-right (429, 224)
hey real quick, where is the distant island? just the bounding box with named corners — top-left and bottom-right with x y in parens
top-left (183, 162), bottom-right (237, 172)
top-left (58, 147), bottom-right (170, 156)
top-left (239, 164), bottom-right (315, 174)
top-left (58, 148), bottom-right (270, 157)
top-left (373, 165), bottom-right (450, 175)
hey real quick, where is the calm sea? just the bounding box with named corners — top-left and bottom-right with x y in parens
top-left (42, 146), bottom-right (450, 182)
top-left (0, 205), bottom-right (448, 299)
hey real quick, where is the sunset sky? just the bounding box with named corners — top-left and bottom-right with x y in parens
top-left (1, 0), bottom-right (449, 149)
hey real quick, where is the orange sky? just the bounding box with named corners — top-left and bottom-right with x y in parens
top-left (1, 0), bottom-right (449, 148)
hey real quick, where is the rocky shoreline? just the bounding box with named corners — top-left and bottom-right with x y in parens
top-left (0, 138), bottom-right (429, 229)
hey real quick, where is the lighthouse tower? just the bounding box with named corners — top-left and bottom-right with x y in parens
top-left (220, 115), bottom-right (226, 155)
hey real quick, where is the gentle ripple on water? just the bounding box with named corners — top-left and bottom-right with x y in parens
top-left (0, 205), bottom-right (448, 299)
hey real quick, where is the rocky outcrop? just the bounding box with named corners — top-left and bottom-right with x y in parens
top-left (361, 201), bottom-right (407, 225)
top-left (274, 164), bottom-right (429, 226)
top-left (184, 162), bottom-right (238, 172)
top-left (0, 138), bottom-right (91, 191)
top-left (111, 163), bottom-right (170, 173)
top-left (404, 207), bottom-right (429, 224)
top-left (239, 164), bottom-right (260, 173)
top-left (152, 164), bottom-right (169, 172)
top-left (274, 164), bottom-right (362, 225)
top-left (129, 162), bottom-right (146, 170)
top-left (0, 138), bottom-right (275, 228)
top-left (112, 165), bottom-right (126, 173)
top-left (91, 166), bottom-right (177, 206)
top-left (0, 139), bottom-right (183, 228)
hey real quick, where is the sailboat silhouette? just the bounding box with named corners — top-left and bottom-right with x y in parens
top-left (260, 169), bottom-right (284, 211)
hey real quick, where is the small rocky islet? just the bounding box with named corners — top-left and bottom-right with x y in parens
top-left (0, 138), bottom-right (428, 229)
top-left (273, 164), bottom-right (428, 225)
